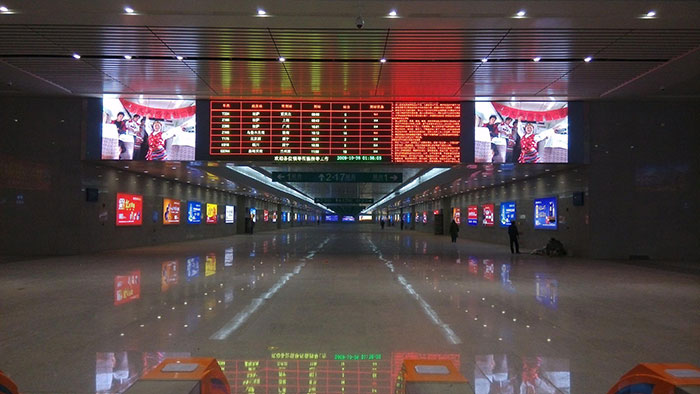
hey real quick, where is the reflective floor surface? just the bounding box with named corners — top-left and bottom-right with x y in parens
top-left (1, 225), bottom-right (698, 393)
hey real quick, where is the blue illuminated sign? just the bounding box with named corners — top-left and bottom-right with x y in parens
top-left (534, 197), bottom-right (557, 229)
top-left (341, 216), bottom-right (355, 222)
top-left (325, 215), bottom-right (339, 222)
top-left (187, 201), bottom-right (202, 224)
top-left (500, 201), bottom-right (516, 227)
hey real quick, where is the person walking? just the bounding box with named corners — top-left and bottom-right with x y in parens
top-left (449, 219), bottom-right (459, 243)
top-left (508, 221), bottom-right (520, 254)
top-left (380, 218), bottom-right (385, 229)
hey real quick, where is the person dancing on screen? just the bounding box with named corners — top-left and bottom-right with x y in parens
top-left (518, 122), bottom-right (552, 163)
top-left (145, 120), bottom-right (171, 161)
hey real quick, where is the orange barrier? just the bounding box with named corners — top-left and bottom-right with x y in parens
top-left (124, 357), bottom-right (229, 394)
top-left (607, 363), bottom-right (700, 394)
top-left (395, 359), bottom-right (470, 393)
top-left (0, 370), bottom-right (19, 394)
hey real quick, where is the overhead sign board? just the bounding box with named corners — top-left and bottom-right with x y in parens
top-left (272, 172), bottom-right (402, 183)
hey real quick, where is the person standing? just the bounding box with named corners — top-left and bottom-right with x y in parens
top-left (380, 218), bottom-right (385, 229)
top-left (508, 221), bottom-right (520, 254)
top-left (449, 219), bottom-right (459, 243)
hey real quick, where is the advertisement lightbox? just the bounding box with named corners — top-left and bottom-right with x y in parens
top-left (187, 201), bottom-right (202, 224)
top-left (325, 215), bottom-right (339, 222)
top-left (482, 204), bottom-right (495, 226)
top-left (116, 193), bottom-right (143, 226)
top-left (162, 198), bottom-right (180, 225)
top-left (453, 208), bottom-right (461, 224)
top-left (206, 203), bottom-right (218, 224)
top-left (500, 201), bottom-right (516, 227)
top-left (467, 205), bottom-right (478, 226)
top-left (534, 197), bottom-right (557, 229)
top-left (249, 208), bottom-right (257, 222)
top-left (225, 205), bottom-right (235, 224)
top-left (422, 211), bottom-right (427, 224)
top-left (341, 216), bottom-right (356, 222)
top-left (264, 210), bottom-right (269, 222)
top-left (272, 211), bottom-right (278, 222)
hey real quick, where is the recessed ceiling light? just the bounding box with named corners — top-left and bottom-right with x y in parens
top-left (584, 56), bottom-right (592, 62)
top-left (533, 57), bottom-right (541, 62)
top-left (481, 57), bottom-right (488, 63)
top-left (388, 10), bottom-right (397, 17)
top-left (124, 55), bottom-right (132, 60)
top-left (516, 10), bottom-right (526, 17)
top-left (176, 55), bottom-right (184, 60)
top-left (72, 53), bottom-right (81, 59)
top-left (379, 57), bottom-right (387, 63)
top-left (0, 6), bottom-right (9, 12)
top-left (124, 6), bottom-right (134, 13)
top-left (257, 9), bottom-right (266, 16)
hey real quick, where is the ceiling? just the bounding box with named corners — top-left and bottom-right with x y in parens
top-left (6, 1), bottom-right (700, 212)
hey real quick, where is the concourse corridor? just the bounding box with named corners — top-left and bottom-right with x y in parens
top-left (0, 225), bottom-right (698, 393)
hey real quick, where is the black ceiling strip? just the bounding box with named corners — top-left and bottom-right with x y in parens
top-left (267, 27), bottom-right (298, 96)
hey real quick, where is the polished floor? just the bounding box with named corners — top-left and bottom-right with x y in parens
top-left (1, 225), bottom-right (698, 393)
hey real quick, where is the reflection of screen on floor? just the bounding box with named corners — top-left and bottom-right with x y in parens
top-left (475, 101), bottom-right (568, 164)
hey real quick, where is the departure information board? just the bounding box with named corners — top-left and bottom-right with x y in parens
top-left (209, 101), bottom-right (461, 163)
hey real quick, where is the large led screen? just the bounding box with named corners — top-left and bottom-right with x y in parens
top-left (225, 205), bottom-right (235, 224)
top-left (500, 201), bottom-right (516, 227)
top-left (116, 193), bottom-right (143, 226)
top-left (162, 198), bottom-right (180, 225)
top-left (467, 205), bottom-right (478, 226)
top-left (482, 204), bottom-right (495, 226)
top-left (534, 197), bottom-right (557, 229)
top-left (187, 201), bottom-right (202, 224)
top-left (102, 96), bottom-right (196, 160)
top-left (206, 203), bottom-right (218, 224)
top-left (475, 101), bottom-right (568, 163)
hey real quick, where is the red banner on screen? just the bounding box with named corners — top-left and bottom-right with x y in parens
top-left (114, 270), bottom-right (141, 305)
top-left (491, 102), bottom-right (567, 122)
top-left (116, 193), bottom-right (143, 226)
top-left (119, 98), bottom-right (196, 120)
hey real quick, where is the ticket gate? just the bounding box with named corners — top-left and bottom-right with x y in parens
top-left (395, 359), bottom-right (471, 394)
top-left (607, 363), bottom-right (700, 394)
top-left (124, 358), bottom-right (229, 394)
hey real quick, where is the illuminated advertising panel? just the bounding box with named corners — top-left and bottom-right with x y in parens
top-left (263, 210), bottom-right (269, 222)
top-left (482, 204), bottom-right (495, 226)
top-left (453, 208), bottom-right (461, 224)
top-left (161, 261), bottom-right (178, 292)
top-left (225, 205), bottom-right (235, 223)
top-left (209, 101), bottom-right (460, 164)
top-left (422, 211), bottom-right (427, 223)
top-left (114, 270), bottom-right (141, 305)
top-left (206, 203), bottom-right (218, 224)
top-left (162, 198), bottom-right (180, 225)
top-left (475, 101), bottom-right (568, 164)
top-left (500, 201), bottom-right (516, 227)
top-left (102, 96), bottom-right (196, 161)
top-left (116, 193), bottom-right (143, 226)
top-left (325, 215), bottom-right (339, 222)
top-left (272, 211), bottom-right (278, 222)
top-left (359, 215), bottom-right (373, 221)
top-left (467, 205), bottom-right (478, 226)
top-left (249, 208), bottom-right (257, 222)
top-left (281, 212), bottom-right (288, 222)
top-left (341, 216), bottom-right (356, 222)
top-left (205, 254), bottom-right (216, 277)
top-left (415, 212), bottom-right (420, 223)
top-left (534, 197), bottom-right (557, 229)
top-left (187, 201), bottom-right (202, 224)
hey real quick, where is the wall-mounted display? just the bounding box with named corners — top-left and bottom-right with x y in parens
top-left (534, 197), bottom-right (557, 229)
top-left (249, 208), bottom-right (257, 222)
top-left (206, 203), bottom-right (218, 224)
top-left (225, 205), bottom-right (235, 224)
top-left (102, 96), bottom-right (196, 160)
top-left (162, 198), bottom-right (180, 225)
top-left (452, 208), bottom-right (461, 224)
top-left (341, 216), bottom-right (356, 222)
top-left (272, 211), bottom-right (278, 223)
top-left (475, 101), bottom-right (568, 164)
top-left (500, 201), bottom-right (516, 227)
top-left (422, 211), bottom-right (428, 224)
top-left (187, 201), bottom-right (202, 224)
top-left (467, 205), bottom-right (478, 226)
top-left (282, 212), bottom-right (288, 222)
top-left (263, 210), bottom-right (269, 222)
top-left (116, 193), bottom-right (143, 226)
top-left (482, 204), bottom-right (495, 226)
top-left (359, 215), bottom-right (373, 221)
top-left (325, 215), bottom-right (339, 222)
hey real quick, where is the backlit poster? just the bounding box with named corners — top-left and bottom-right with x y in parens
top-left (453, 208), bottom-right (461, 224)
top-left (161, 261), bottom-right (178, 292)
top-left (264, 210), bottom-right (269, 222)
top-left (415, 212), bottom-right (420, 223)
top-left (500, 201), bottom-right (516, 227)
top-left (101, 96), bottom-right (196, 161)
top-left (205, 254), bottom-right (216, 277)
top-left (325, 215), bottom-right (339, 222)
top-left (422, 211), bottom-right (427, 224)
top-left (187, 201), bottom-right (202, 224)
top-left (116, 193), bottom-right (143, 226)
top-left (534, 197), bottom-right (557, 229)
top-left (342, 216), bottom-right (356, 222)
top-left (282, 212), bottom-right (288, 222)
top-left (467, 205), bottom-right (478, 226)
top-left (482, 204), bottom-right (495, 226)
top-left (272, 211), bottom-right (278, 222)
top-left (206, 203), bottom-right (218, 224)
top-left (475, 101), bottom-right (568, 164)
top-left (114, 270), bottom-right (141, 305)
top-left (225, 205), bottom-right (235, 224)
top-left (186, 257), bottom-right (200, 280)
top-left (162, 198), bottom-right (180, 225)
top-left (249, 208), bottom-right (257, 222)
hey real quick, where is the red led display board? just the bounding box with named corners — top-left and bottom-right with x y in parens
top-left (116, 193), bottom-right (143, 226)
top-left (210, 101), bottom-right (460, 163)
